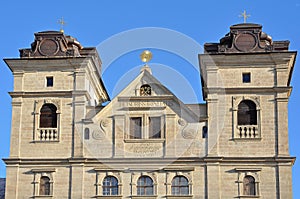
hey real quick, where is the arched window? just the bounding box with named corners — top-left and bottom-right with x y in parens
top-left (103, 176), bottom-right (118, 195)
top-left (140, 84), bottom-right (151, 96)
top-left (40, 104), bottom-right (57, 128)
top-left (243, 175), bottom-right (256, 196)
top-left (137, 176), bottom-right (154, 195)
top-left (238, 100), bottom-right (257, 125)
top-left (84, 128), bottom-right (90, 140)
top-left (39, 176), bottom-right (50, 195)
top-left (172, 176), bottom-right (189, 195)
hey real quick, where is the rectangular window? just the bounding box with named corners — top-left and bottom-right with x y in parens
top-left (149, 117), bottom-right (161, 139)
top-left (242, 73), bottom-right (251, 83)
top-left (130, 117), bottom-right (142, 139)
top-left (46, 77), bottom-right (53, 87)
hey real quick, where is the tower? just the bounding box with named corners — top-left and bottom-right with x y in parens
top-left (199, 23), bottom-right (296, 198)
top-left (3, 31), bottom-right (109, 198)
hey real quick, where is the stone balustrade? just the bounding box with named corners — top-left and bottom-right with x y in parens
top-left (237, 125), bottom-right (259, 139)
top-left (37, 128), bottom-right (59, 141)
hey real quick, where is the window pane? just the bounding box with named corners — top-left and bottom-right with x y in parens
top-left (242, 73), bottom-right (251, 83)
top-left (130, 117), bottom-right (142, 139)
top-left (146, 187), bottom-right (153, 195)
top-left (172, 176), bottom-right (189, 195)
top-left (181, 187), bottom-right (189, 195)
top-left (46, 77), bottom-right (53, 87)
top-left (103, 176), bottom-right (118, 196)
top-left (137, 176), bottom-right (153, 195)
top-left (149, 117), bottom-right (161, 139)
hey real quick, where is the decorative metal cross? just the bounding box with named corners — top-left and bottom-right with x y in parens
top-left (239, 10), bottom-right (250, 23)
top-left (58, 17), bottom-right (67, 33)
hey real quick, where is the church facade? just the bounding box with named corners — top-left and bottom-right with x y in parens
top-left (3, 23), bottom-right (296, 198)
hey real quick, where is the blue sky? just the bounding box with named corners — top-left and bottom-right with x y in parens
top-left (0, 0), bottom-right (299, 197)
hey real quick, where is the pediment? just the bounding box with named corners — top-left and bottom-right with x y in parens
top-left (92, 69), bottom-right (200, 122)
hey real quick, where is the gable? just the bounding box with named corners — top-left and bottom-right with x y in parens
top-left (92, 67), bottom-right (201, 122)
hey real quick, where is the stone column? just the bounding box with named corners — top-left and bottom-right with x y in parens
top-left (10, 98), bottom-right (22, 157)
top-left (206, 97), bottom-right (219, 156)
top-left (113, 115), bottom-right (125, 158)
top-left (5, 165), bottom-right (19, 198)
top-left (70, 163), bottom-right (84, 198)
top-left (205, 161), bottom-right (221, 199)
top-left (277, 164), bottom-right (293, 199)
top-left (165, 114), bottom-right (176, 157)
top-left (72, 70), bottom-right (86, 158)
top-left (275, 96), bottom-right (289, 156)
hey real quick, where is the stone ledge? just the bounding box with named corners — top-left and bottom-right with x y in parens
top-left (94, 196), bottom-right (122, 199)
top-left (165, 195), bottom-right (193, 199)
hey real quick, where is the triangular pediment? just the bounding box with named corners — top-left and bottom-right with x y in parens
top-left (91, 68), bottom-right (200, 122)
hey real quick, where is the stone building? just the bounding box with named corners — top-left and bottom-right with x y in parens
top-left (3, 23), bottom-right (296, 198)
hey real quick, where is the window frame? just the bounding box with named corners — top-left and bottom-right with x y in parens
top-left (137, 176), bottom-right (154, 196)
top-left (127, 114), bottom-right (164, 140)
top-left (31, 168), bottom-right (55, 197)
top-left (34, 100), bottom-right (61, 142)
top-left (102, 176), bottom-right (119, 196)
top-left (235, 168), bottom-right (261, 198)
top-left (46, 76), bottom-right (54, 87)
top-left (232, 96), bottom-right (261, 140)
top-left (171, 176), bottom-right (189, 196)
top-left (242, 73), bottom-right (251, 83)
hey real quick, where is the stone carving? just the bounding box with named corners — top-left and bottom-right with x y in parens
top-left (182, 129), bottom-right (197, 139)
top-left (35, 99), bottom-right (61, 113)
top-left (19, 31), bottom-right (83, 58)
top-left (126, 100), bottom-right (173, 107)
top-left (233, 96), bottom-right (260, 110)
top-left (204, 23), bottom-right (289, 54)
top-left (39, 39), bottom-right (59, 56)
top-left (178, 118), bottom-right (186, 126)
top-left (92, 130), bottom-right (105, 140)
top-left (127, 143), bottom-right (161, 157)
top-left (100, 119), bottom-right (109, 128)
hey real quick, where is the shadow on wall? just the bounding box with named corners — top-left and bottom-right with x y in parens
top-left (0, 178), bottom-right (5, 199)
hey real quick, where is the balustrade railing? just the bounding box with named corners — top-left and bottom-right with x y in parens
top-left (37, 128), bottom-right (59, 141)
top-left (236, 125), bottom-right (259, 139)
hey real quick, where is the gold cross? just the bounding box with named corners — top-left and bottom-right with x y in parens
top-left (58, 17), bottom-right (67, 33)
top-left (239, 10), bottom-right (250, 23)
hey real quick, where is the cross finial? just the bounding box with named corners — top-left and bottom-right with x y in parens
top-left (58, 17), bottom-right (67, 33)
top-left (239, 10), bottom-right (250, 23)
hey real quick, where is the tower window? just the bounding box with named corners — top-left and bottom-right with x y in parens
top-left (242, 73), bottom-right (251, 83)
top-left (40, 104), bottom-right (57, 128)
top-left (46, 77), bottom-right (54, 87)
top-left (238, 100), bottom-right (257, 125)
